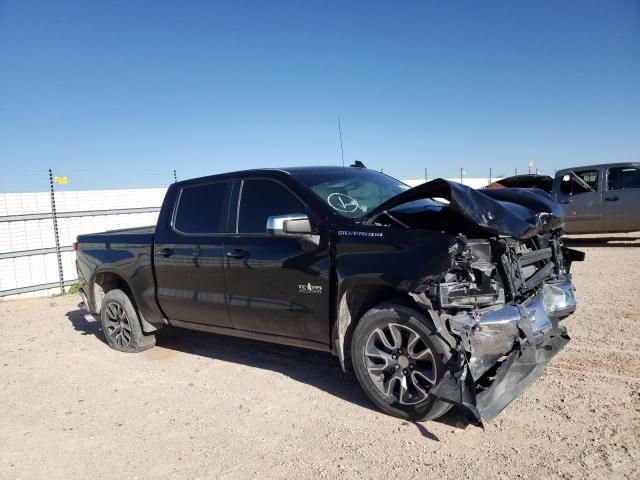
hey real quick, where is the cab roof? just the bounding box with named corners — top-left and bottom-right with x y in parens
top-left (175, 165), bottom-right (370, 187)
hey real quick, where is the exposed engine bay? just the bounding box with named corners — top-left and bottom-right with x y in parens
top-left (434, 232), bottom-right (582, 309)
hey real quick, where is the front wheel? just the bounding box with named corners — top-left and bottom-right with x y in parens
top-left (100, 289), bottom-right (156, 353)
top-left (351, 303), bottom-right (452, 421)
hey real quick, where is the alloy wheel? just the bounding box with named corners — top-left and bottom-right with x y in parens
top-left (104, 302), bottom-right (132, 348)
top-left (364, 323), bottom-right (437, 405)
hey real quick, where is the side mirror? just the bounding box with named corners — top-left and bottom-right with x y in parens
top-left (266, 214), bottom-right (312, 237)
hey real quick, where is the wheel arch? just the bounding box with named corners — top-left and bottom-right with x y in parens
top-left (90, 269), bottom-right (159, 333)
top-left (332, 283), bottom-right (418, 372)
top-left (331, 279), bottom-right (460, 372)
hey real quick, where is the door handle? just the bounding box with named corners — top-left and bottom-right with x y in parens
top-left (604, 195), bottom-right (619, 201)
top-left (157, 247), bottom-right (174, 257)
top-left (226, 249), bottom-right (249, 259)
top-left (560, 199), bottom-right (570, 204)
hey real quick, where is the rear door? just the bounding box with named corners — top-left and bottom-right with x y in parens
top-left (154, 180), bottom-right (234, 327)
top-left (603, 165), bottom-right (640, 232)
top-left (554, 168), bottom-right (603, 233)
top-left (223, 177), bottom-right (331, 344)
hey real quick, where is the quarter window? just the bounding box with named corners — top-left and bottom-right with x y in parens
top-left (607, 167), bottom-right (640, 191)
top-left (238, 180), bottom-right (305, 233)
top-left (174, 182), bottom-right (229, 234)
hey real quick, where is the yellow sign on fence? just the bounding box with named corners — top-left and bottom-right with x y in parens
top-left (54, 176), bottom-right (68, 184)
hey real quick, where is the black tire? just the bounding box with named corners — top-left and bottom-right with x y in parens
top-left (100, 289), bottom-right (156, 353)
top-left (351, 303), bottom-right (452, 421)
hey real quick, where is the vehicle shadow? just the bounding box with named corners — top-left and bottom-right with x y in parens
top-left (65, 308), bottom-right (475, 437)
top-left (564, 236), bottom-right (640, 248)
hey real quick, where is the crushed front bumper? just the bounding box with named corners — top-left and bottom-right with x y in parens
top-left (430, 278), bottom-right (576, 422)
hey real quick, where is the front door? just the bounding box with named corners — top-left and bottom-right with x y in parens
top-left (603, 165), bottom-right (640, 232)
top-left (555, 168), bottom-right (603, 233)
top-left (223, 178), bottom-right (330, 343)
top-left (154, 180), bottom-right (233, 328)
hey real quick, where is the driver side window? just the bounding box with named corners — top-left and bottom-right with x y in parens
top-left (237, 180), bottom-right (305, 234)
top-left (559, 169), bottom-right (599, 195)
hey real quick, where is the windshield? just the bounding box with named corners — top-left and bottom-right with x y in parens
top-left (292, 169), bottom-right (411, 218)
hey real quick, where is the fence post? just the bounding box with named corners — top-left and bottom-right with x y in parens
top-left (49, 169), bottom-right (64, 295)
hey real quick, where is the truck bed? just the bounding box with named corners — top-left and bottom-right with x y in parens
top-left (76, 225), bottom-right (155, 244)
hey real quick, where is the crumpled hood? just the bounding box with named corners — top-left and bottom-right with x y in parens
top-left (365, 179), bottom-right (565, 239)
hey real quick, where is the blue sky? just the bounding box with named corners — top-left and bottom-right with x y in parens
top-left (1, 0), bottom-right (639, 192)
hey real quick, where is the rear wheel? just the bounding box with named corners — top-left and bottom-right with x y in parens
top-left (100, 289), bottom-right (155, 352)
top-left (351, 303), bottom-right (452, 421)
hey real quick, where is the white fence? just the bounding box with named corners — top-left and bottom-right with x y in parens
top-left (0, 188), bottom-right (166, 300)
top-left (0, 177), bottom-right (491, 301)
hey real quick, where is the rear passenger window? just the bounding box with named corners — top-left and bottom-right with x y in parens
top-left (238, 180), bottom-right (305, 233)
top-left (607, 167), bottom-right (640, 190)
top-left (174, 182), bottom-right (229, 234)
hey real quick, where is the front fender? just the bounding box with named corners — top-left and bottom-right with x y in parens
top-left (330, 227), bottom-right (456, 370)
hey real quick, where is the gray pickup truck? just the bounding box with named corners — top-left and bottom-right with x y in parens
top-left (491, 162), bottom-right (640, 234)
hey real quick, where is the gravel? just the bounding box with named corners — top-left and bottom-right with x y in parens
top-left (1, 233), bottom-right (639, 479)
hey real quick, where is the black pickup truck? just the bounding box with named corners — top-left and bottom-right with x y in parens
top-left (76, 165), bottom-right (584, 422)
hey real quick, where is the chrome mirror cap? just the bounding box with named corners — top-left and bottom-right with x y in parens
top-left (266, 214), bottom-right (312, 236)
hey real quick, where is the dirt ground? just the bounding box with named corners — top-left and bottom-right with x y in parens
top-left (1, 234), bottom-right (639, 479)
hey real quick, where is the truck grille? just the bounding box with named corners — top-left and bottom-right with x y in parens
top-left (499, 239), bottom-right (558, 300)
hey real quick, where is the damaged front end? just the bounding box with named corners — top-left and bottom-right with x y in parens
top-left (365, 179), bottom-right (585, 422)
top-left (427, 234), bottom-right (584, 422)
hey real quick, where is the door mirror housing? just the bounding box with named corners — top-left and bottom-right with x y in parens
top-left (266, 214), bottom-right (313, 237)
